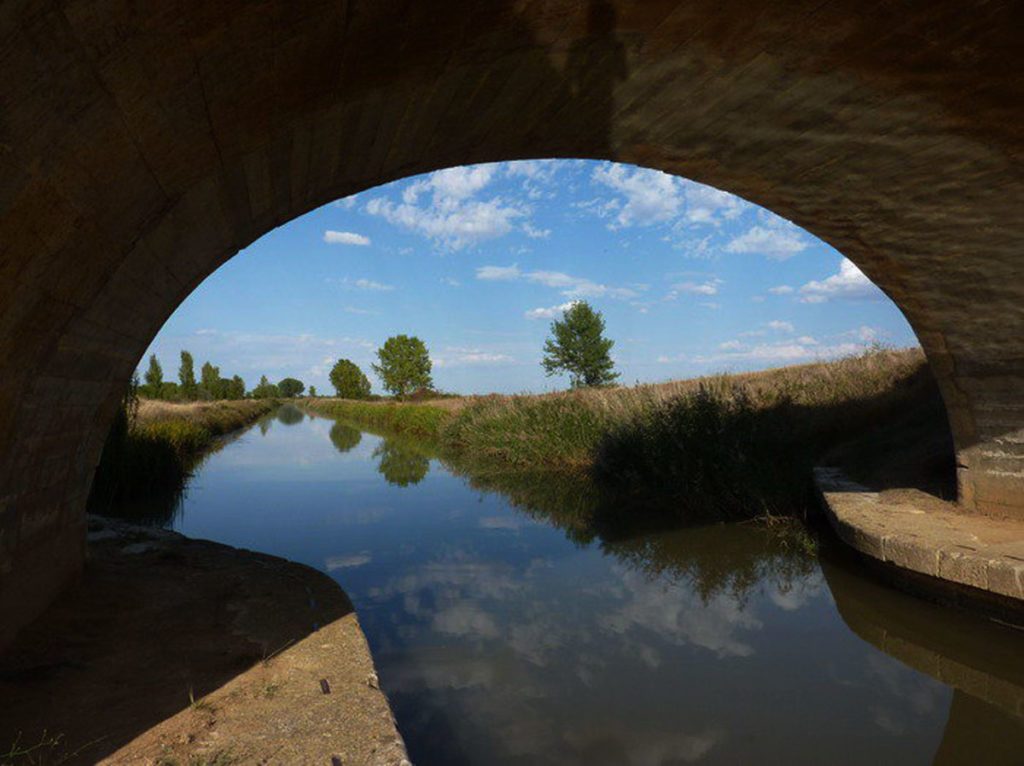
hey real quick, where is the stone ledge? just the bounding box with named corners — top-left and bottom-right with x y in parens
top-left (815, 467), bottom-right (1024, 605)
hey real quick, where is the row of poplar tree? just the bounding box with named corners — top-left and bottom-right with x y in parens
top-left (139, 351), bottom-right (306, 401)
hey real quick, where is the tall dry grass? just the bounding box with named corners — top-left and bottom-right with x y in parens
top-left (306, 348), bottom-right (951, 522)
top-left (442, 348), bottom-right (930, 468)
top-left (89, 397), bottom-right (276, 514)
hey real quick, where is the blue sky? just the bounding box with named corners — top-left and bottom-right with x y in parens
top-left (141, 159), bottom-right (918, 395)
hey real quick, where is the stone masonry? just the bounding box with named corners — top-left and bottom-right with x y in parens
top-left (1, 0), bottom-right (1022, 647)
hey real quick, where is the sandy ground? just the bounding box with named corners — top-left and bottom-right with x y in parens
top-left (0, 517), bottom-right (408, 765)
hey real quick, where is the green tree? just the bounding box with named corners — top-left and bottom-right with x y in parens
top-left (251, 375), bottom-right (280, 399)
top-left (158, 381), bottom-right (182, 401)
top-left (329, 359), bottom-right (372, 399)
top-left (541, 301), bottom-right (618, 388)
top-left (199, 361), bottom-right (220, 399)
top-left (179, 351), bottom-right (197, 400)
top-left (372, 335), bottom-right (433, 399)
top-left (278, 377), bottom-right (305, 398)
top-left (142, 354), bottom-right (163, 397)
top-left (309, 385), bottom-right (317, 397)
top-left (228, 375), bottom-right (246, 400)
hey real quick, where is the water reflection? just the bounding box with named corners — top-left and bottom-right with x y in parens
top-left (275, 404), bottom-right (305, 425)
top-left (105, 411), bottom-right (1024, 764)
top-left (329, 422), bottom-right (362, 454)
top-left (373, 438), bottom-right (430, 487)
top-left (822, 550), bottom-right (1024, 764)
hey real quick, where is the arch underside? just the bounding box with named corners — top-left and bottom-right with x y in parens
top-left (1, 0), bottom-right (1022, 647)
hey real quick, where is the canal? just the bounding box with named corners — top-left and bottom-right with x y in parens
top-left (148, 406), bottom-right (1024, 764)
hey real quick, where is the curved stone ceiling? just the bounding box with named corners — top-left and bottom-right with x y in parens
top-left (1, 0), bottom-right (1021, 645)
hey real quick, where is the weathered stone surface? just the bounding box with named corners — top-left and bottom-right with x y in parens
top-left (1, 0), bottom-right (1022, 647)
top-left (817, 467), bottom-right (1024, 603)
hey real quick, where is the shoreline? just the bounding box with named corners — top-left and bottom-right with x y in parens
top-left (0, 516), bottom-right (408, 765)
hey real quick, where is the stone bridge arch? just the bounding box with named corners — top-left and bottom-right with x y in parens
top-left (1, 0), bottom-right (1022, 646)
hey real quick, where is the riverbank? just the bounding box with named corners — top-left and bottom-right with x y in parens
top-left (0, 516), bottom-right (407, 765)
top-left (306, 348), bottom-right (953, 521)
top-left (88, 399), bottom-right (276, 515)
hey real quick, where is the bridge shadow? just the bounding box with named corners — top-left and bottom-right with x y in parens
top-left (0, 521), bottom-right (354, 764)
top-left (1, 0), bottom-right (627, 758)
top-left (820, 539), bottom-right (1024, 765)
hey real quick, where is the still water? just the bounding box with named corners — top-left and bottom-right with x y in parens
top-left (157, 407), bottom-right (1023, 764)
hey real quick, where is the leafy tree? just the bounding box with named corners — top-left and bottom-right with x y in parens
top-left (143, 354), bottom-right (163, 396)
top-left (251, 374), bottom-right (280, 399)
top-left (278, 377), bottom-right (305, 398)
top-left (179, 351), bottom-right (198, 400)
top-left (330, 359), bottom-right (372, 399)
top-left (158, 381), bottom-right (182, 401)
top-left (199, 361), bottom-right (220, 399)
top-left (228, 375), bottom-right (246, 400)
top-left (541, 301), bottom-right (618, 388)
top-left (309, 385), bottom-right (317, 397)
top-left (372, 335), bottom-right (433, 399)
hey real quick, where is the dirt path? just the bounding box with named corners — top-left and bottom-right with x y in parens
top-left (0, 517), bottom-right (408, 765)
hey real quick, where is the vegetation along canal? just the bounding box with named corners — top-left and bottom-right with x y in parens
top-left (120, 406), bottom-right (1024, 765)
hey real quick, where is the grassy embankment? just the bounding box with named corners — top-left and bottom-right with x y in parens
top-left (88, 398), bottom-right (275, 513)
top-left (306, 348), bottom-right (954, 523)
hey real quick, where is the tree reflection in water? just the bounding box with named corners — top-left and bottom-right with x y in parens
top-left (275, 404), bottom-right (305, 425)
top-left (329, 422), bottom-right (362, 454)
top-left (444, 461), bottom-right (817, 605)
top-left (374, 438), bottom-right (431, 487)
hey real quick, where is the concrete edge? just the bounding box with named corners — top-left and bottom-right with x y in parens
top-left (814, 467), bottom-right (1024, 623)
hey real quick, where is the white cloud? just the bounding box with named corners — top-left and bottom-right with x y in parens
top-left (798, 258), bottom-right (880, 303)
top-left (432, 346), bottom-right (516, 367)
top-left (332, 194), bottom-right (359, 209)
top-left (671, 279), bottom-right (721, 296)
top-left (328, 277), bottom-right (396, 292)
top-left (343, 306), bottom-right (376, 315)
top-left (158, 330), bottom-right (375, 387)
top-left (476, 264), bottom-right (521, 281)
top-left (591, 164), bottom-right (683, 227)
top-left (431, 165), bottom-right (497, 198)
top-left (693, 339), bottom-right (869, 366)
top-left (441, 276), bottom-right (461, 287)
top-left (477, 265), bottom-right (638, 300)
top-left (522, 222), bottom-right (551, 239)
top-left (725, 216), bottom-right (807, 259)
top-left (366, 164), bottom-right (535, 250)
top-left (354, 278), bottom-right (393, 291)
top-left (323, 230), bottom-right (370, 246)
top-left (525, 301), bottom-right (579, 320)
top-left (852, 325), bottom-right (879, 342)
top-left (504, 159), bottom-right (568, 182)
top-left (683, 182), bottom-right (747, 225)
top-left (767, 285), bottom-right (794, 295)
top-left (767, 320), bottom-right (795, 333)
top-left (325, 553), bottom-right (372, 570)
